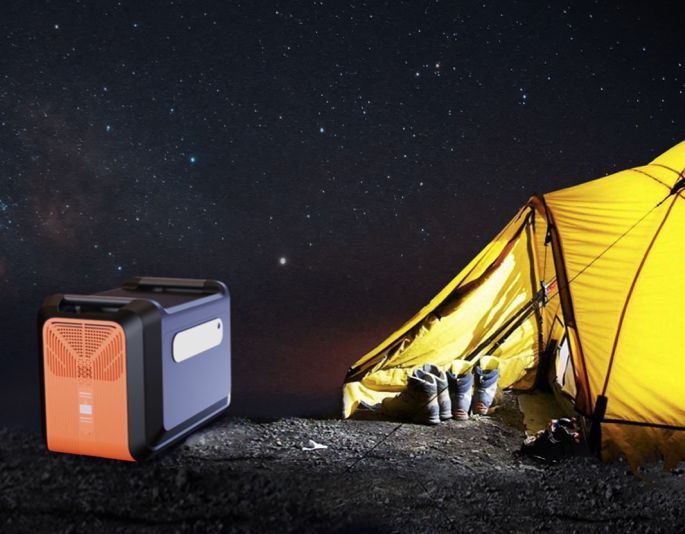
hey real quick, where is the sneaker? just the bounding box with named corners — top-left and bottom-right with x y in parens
top-left (381, 368), bottom-right (440, 425)
top-left (422, 363), bottom-right (452, 420)
top-left (446, 360), bottom-right (474, 420)
top-left (472, 356), bottom-right (502, 415)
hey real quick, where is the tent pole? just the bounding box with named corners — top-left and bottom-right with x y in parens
top-left (463, 288), bottom-right (544, 366)
top-left (485, 301), bottom-right (539, 357)
top-left (588, 394), bottom-right (608, 460)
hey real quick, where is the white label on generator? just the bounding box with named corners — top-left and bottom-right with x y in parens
top-left (80, 404), bottom-right (92, 414)
top-left (173, 318), bottom-right (223, 362)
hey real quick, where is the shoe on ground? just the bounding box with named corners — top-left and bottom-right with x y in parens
top-left (520, 419), bottom-right (581, 463)
top-left (422, 363), bottom-right (452, 420)
top-left (472, 356), bottom-right (502, 415)
top-left (381, 368), bottom-right (440, 425)
top-left (446, 359), bottom-right (474, 420)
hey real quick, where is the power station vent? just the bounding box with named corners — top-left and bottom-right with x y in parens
top-left (45, 321), bottom-right (125, 382)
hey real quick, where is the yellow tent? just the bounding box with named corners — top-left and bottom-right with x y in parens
top-left (343, 140), bottom-right (685, 472)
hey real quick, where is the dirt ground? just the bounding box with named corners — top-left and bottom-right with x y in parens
top-left (1, 393), bottom-right (683, 534)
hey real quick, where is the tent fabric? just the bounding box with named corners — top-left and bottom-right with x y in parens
top-left (546, 144), bottom-right (685, 470)
top-left (343, 208), bottom-right (550, 417)
top-left (343, 140), bottom-right (685, 471)
top-left (347, 206), bottom-right (532, 374)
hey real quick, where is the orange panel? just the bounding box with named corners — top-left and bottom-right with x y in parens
top-left (42, 318), bottom-right (135, 461)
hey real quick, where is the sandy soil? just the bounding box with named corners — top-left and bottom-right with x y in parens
top-left (1, 393), bottom-right (683, 534)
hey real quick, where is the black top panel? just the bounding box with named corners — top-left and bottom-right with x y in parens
top-left (95, 287), bottom-right (208, 310)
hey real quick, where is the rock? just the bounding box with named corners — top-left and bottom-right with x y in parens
top-left (175, 468), bottom-right (189, 490)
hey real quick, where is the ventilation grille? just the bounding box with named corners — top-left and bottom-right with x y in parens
top-left (45, 321), bottom-right (125, 382)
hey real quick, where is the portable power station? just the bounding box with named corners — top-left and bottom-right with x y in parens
top-left (37, 277), bottom-right (231, 461)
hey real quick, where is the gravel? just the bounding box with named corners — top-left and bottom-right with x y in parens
top-left (1, 393), bottom-right (683, 533)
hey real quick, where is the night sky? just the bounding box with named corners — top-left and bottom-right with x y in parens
top-left (1, 1), bottom-right (682, 430)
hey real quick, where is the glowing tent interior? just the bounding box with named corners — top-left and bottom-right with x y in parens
top-left (343, 140), bottom-right (685, 472)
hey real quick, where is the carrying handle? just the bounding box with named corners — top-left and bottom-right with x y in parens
top-left (120, 276), bottom-right (222, 294)
top-left (59, 295), bottom-right (132, 313)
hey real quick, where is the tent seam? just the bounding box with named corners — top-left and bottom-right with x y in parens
top-left (600, 193), bottom-right (680, 397)
top-left (632, 163), bottom-right (685, 193)
top-left (649, 163), bottom-right (685, 180)
top-left (602, 419), bottom-right (685, 432)
top-left (540, 196), bottom-right (594, 411)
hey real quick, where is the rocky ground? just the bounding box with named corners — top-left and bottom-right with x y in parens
top-left (1, 393), bottom-right (683, 534)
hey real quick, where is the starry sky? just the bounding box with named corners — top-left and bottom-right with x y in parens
top-left (0, 0), bottom-right (682, 430)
